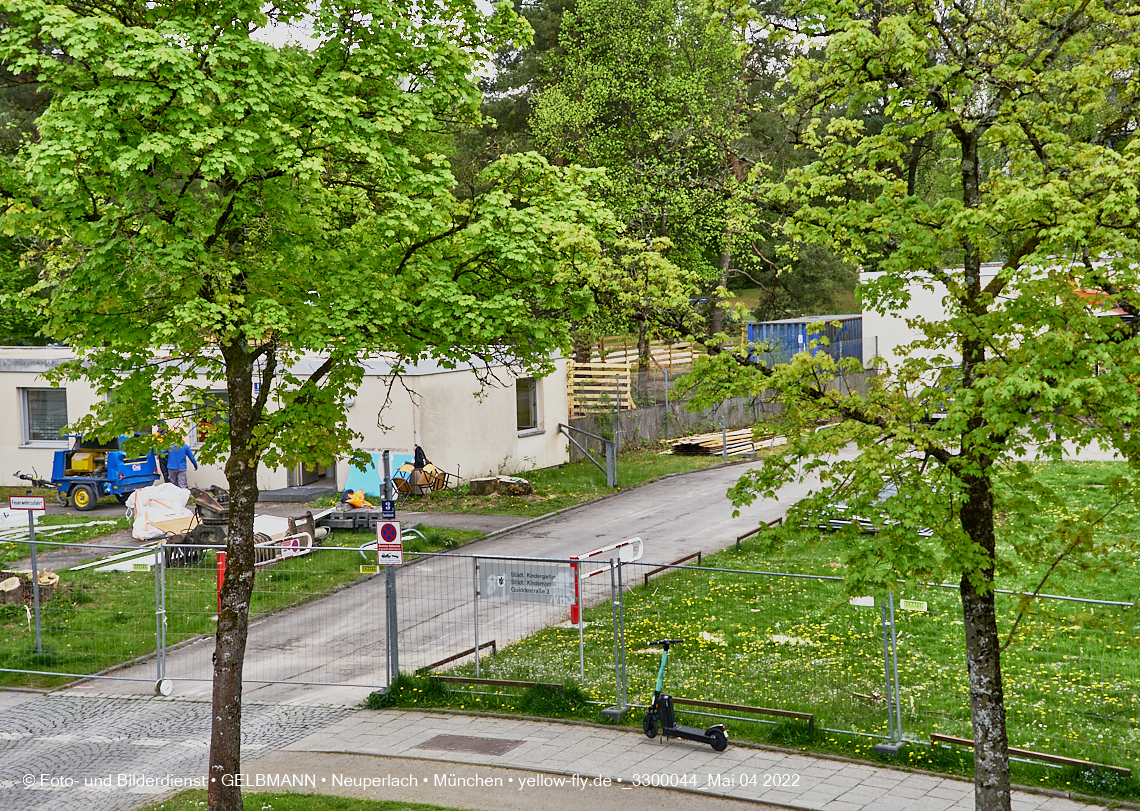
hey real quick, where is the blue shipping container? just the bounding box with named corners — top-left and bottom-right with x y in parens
top-left (748, 315), bottom-right (862, 367)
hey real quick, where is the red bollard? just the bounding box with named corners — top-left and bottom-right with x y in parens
top-left (570, 558), bottom-right (580, 625)
top-left (216, 551), bottom-right (226, 615)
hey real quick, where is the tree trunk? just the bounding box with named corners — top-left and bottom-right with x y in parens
top-left (637, 317), bottom-right (650, 403)
top-left (208, 340), bottom-right (261, 811)
top-left (571, 322), bottom-right (593, 364)
top-left (956, 126), bottom-right (1011, 811)
top-left (710, 246), bottom-right (730, 337)
top-left (959, 475), bottom-right (1011, 811)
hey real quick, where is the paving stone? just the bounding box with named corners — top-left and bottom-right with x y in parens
top-left (1, 699), bottom-right (1112, 811)
top-left (0, 694), bottom-right (351, 811)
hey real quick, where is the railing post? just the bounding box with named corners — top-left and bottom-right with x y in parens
top-left (473, 558), bottom-right (481, 678)
top-left (386, 564), bottom-right (399, 684)
top-left (874, 593), bottom-right (904, 755)
top-left (382, 450), bottom-right (393, 502)
top-left (28, 509), bottom-right (42, 654)
top-left (574, 557), bottom-right (585, 683)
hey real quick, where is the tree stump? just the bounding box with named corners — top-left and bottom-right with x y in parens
top-left (469, 477), bottom-right (498, 496)
top-left (0, 576), bottom-right (21, 604)
top-left (497, 477), bottom-right (533, 496)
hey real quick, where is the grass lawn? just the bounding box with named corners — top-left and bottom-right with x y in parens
top-left (0, 525), bottom-right (480, 689)
top-left (0, 485), bottom-right (57, 500)
top-left (392, 448), bottom-right (733, 517)
top-left (140, 791), bottom-right (464, 811)
top-left (371, 460), bottom-right (1140, 801)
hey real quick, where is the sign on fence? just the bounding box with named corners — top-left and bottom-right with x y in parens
top-left (481, 560), bottom-right (575, 605)
top-left (376, 521), bottom-right (403, 565)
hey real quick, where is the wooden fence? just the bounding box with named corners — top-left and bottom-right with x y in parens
top-left (566, 361), bottom-right (636, 418)
top-left (591, 329), bottom-right (749, 368)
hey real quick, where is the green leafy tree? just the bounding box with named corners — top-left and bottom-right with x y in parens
top-left (0, 3), bottom-right (613, 809)
top-left (684, 0), bottom-right (1140, 808)
top-left (0, 62), bottom-right (49, 344)
top-left (532, 0), bottom-right (747, 356)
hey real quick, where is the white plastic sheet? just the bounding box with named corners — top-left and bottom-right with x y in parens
top-left (125, 483), bottom-right (193, 540)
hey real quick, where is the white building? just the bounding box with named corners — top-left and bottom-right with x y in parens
top-left (1, 346), bottom-right (570, 496)
top-left (860, 263), bottom-right (1004, 369)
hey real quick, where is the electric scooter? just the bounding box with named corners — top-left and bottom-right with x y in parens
top-left (642, 639), bottom-right (728, 751)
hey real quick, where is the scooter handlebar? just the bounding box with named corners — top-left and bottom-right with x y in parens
top-left (649, 638), bottom-right (684, 647)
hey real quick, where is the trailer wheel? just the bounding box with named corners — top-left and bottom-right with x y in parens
top-left (72, 484), bottom-right (97, 511)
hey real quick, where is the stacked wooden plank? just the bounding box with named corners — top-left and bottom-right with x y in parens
top-left (670, 429), bottom-right (785, 456)
top-left (591, 327), bottom-right (749, 367)
top-left (592, 337), bottom-right (698, 370)
top-left (566, 361), bottom-right (635, 418)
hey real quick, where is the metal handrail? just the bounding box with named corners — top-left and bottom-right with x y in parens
top-left (557, 423), bottom-right (616, 488)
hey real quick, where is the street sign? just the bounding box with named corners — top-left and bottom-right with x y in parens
top-left (9, 496), bottom-right (46, 511)
top-left (376, 521), bottom-right (403, 565)
top-left (849, 596), bottom-right (875, 607)
top-left (381, 499), bottom-right (396, 520)
top-left (900, 599), bottom-right (928, 613)
top-left (481, 559), bottom-right (574, 605)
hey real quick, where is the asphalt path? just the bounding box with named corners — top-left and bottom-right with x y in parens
top-left (72, 453), bottom-right (837, 705)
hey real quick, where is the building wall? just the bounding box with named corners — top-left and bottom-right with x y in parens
top-left (861, 264), bottom-right (1002, 369)
top-left (1, 347), bottom-right (569, 496)
top-left (334, 358), bottom-right (570, 485)
top-left (0, 348), bottom-right (102, 488)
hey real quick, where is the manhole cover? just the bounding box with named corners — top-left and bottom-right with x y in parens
top-left (413, 734), bottom-right (525, 756)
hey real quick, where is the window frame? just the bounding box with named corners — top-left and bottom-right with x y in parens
top-left (19, 387), bottom-right (69, 447)
top-left (516, 377), bottom-right (540, 434)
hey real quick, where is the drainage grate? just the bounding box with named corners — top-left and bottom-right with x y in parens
top-left (413, 734), bottom-right (526, 756)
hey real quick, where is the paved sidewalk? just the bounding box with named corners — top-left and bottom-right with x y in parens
top-left (260, 708), bottom-right (1100, 811)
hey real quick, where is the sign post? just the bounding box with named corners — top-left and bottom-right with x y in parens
top-left (376, 521), bottom-right (403, 685)
top-left (10, 496), bottom-right (46, 653)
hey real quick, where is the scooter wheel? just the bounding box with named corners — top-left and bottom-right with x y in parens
top-left (709, 728), bottom-right (728, 752)
top-left (643, 713), bottom-right (659, 739)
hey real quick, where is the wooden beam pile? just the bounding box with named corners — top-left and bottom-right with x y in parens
top-left (669, 429), bottom-right (788, 456)
top-left (670, 428), bottom-right (761, 456)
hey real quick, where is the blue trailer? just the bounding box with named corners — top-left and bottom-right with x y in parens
top-left (17, 436), bottom-right (161, 511)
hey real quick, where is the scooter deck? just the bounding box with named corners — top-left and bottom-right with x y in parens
top-left (664, 724), bottom-right (715, 744)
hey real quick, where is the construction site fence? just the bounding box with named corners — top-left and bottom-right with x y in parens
top-left (4, 541), bottom-right (1133, 775)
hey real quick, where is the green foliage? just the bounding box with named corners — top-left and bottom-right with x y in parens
top-left (367, 671), bottom-right (591, 719)
top-left (686, 0), bottom-right (1140, 800)
top-left (0, 1), bottom-right (617, 470)
top-left (532, 0), bottom-right (747, 344)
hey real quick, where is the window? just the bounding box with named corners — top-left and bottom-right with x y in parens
top-left (21, 388), bottom-right (68, 445)
top-left (516, 378), bottom-right (538, 432)
top-left (191, 390), bottom-right (229, 446)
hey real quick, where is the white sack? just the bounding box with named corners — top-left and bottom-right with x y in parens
top-left (126, 483), bottom-right (193, 540)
